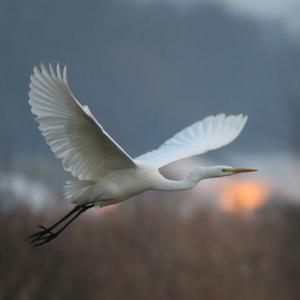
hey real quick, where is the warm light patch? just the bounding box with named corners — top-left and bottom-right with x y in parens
top-left (220, 180), bottom-right (271, 213)
top-left (90, 204), bottom-right (119, 215)
top-left (100, 204), bottom-right (119, 213)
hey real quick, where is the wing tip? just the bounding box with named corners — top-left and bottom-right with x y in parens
top-left (31, 62), bottom-right (67, 80)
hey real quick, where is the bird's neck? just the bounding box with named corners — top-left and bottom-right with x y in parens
top-left (154, 167), bottom-right (215, 192)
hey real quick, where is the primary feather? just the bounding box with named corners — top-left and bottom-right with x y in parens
top-left (29, 63), bottom-right (136, 180)
top-left (135, 114), bottom-right (248, 168)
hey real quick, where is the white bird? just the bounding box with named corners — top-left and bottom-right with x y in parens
top-left (28, 63), bottom-right (256, 246)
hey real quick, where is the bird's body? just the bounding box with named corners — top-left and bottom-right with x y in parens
top-left (66, 163), bottom-right (244, 206)
top-left (73, 163), bottom-right (160, 205)
top-left (27, 63), bottom-right (256, 246)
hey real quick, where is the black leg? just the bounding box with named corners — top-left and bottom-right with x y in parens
top-left (28, 204), bottom-right (94, 247)
top-left (27, 205), bottom-right (81, 240)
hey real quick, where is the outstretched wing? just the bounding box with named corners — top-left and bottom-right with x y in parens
top-left (29, 63), bottom-right (136, 180)
top-left (135, 114), bottom-right (247, 168)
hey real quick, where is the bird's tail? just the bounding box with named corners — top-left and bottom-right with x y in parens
top-left (63, 180), bottom-right (96, 204)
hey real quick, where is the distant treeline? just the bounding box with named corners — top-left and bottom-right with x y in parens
top-left (0, 200), bottom-right (300, 300)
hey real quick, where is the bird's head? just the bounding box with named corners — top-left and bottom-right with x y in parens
top-left (212, 166), bottom-right (257, 177)
top-left (187, 166), bottom-right (257, 184)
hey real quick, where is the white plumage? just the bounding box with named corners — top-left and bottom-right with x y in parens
top-left (29, 63), bottom-right (254, 206)
top-left (28, 63), bottom-right (256, 246)
top-left (135, 113), bottom-right (247, 167)
top-left (29, 64), bottom-right (136, 181)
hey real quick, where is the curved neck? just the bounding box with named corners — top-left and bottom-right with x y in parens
top-left (154, 167), bottom-right (215, 192)
top-left (154, 178), bottom-right (194, 192)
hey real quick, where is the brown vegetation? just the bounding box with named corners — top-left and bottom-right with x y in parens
top-left (0, 200), bottom-right (300, 300)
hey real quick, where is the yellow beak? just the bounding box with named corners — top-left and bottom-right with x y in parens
top-left (232, 168), bottom-right (257, 174)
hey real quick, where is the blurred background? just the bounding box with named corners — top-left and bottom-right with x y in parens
top-left (1, 0), bottom-right (300, 299)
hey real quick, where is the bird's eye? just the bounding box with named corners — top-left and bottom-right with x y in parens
top-left (222, 168), bottom-right (229, 172)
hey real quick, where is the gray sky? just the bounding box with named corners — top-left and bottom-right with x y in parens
top-left (1, 0), bottom-right (300, 167)
top-left (140, 0), bottom-right (300, 37)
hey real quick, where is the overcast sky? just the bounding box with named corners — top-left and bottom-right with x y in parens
top-left (1, 0), bottom-right (300, 170)
top-left (138, 0), bottom-right (300, 37)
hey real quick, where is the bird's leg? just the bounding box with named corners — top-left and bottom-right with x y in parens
top-left (28, 204), bottom-right (94, 247)
top-left (27, 205), bottom-right (82, 240)
top-left (32, 205), bottom-right (92, 247)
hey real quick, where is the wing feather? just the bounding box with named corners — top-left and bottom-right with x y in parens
top-left (29, 63), bottom-right (136, 180)
top-left (135, 114), bottom-right (247, 168)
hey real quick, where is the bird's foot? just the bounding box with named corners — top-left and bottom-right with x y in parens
top-left (27, 225), bottom-right (58, 247)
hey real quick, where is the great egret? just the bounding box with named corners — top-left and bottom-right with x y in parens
top-left (28, 64), bottom-right (256, 246)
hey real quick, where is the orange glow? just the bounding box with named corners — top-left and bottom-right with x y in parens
top-left (91, 204), bottom-right (119, 215)
top-left (100, 203), bottom-right (119, 213)
top-left (220, 180), bottom-right (271, 213)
